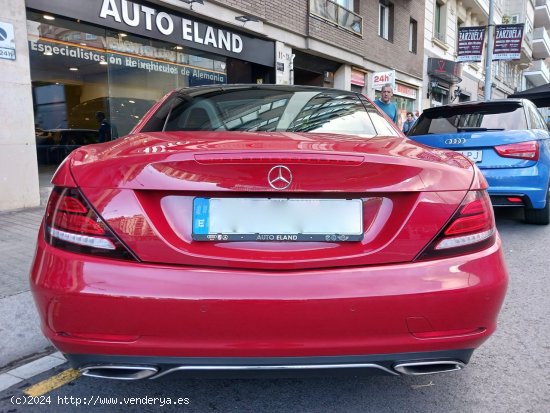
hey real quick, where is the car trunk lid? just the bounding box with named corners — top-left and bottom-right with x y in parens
top-left (71, 132), bottom-right (475, 269)
top-left (410, 130), bottom-right (540, 168)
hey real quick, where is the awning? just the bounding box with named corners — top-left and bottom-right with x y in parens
top-left (508, 83), bottom-right (550, 107)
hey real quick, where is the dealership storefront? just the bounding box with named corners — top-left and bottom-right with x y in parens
top-left (26, 0), bottom-right (275, 164)
top-left (1, 0), bottom-right (424, 211)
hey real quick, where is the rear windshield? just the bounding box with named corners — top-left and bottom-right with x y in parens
top-left (140, 87), bottom-right (400, 137)
top-left (409, 102), bottom-right (527, 135)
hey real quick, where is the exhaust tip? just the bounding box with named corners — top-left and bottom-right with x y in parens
top-left (80, 365), bottom-right (158, 380)
top-left (393, 360), bottom-right (465, 376)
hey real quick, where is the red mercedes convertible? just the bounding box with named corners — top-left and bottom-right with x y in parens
top-left (30, 85), bottom-right (508, 380)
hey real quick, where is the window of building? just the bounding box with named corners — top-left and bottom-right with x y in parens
top-left (456, 17), bottom-right (464, 42)
top-left (525, 19), bottom-right (533, 44)
top-left (409, 19), bottom-right (417, 53)
top-left (434, 0), bottom-right (446, 43)
top-left (429, 83), bottom-right (450, 106)
top-left (494, 61), bottom-right (500, 79)
top-left (503, 14), bottom-right (519, 24)
top-left (379, 1), bottom-right (393, 41)
top-left (336, 0), bottom-right (353, 10)
top-left (309, 0), bottom-right (363, 35)
top-left (491, 61), bottom-right (500, 80)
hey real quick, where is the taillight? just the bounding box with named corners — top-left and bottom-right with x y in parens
top-left (494, 141), bottom-right (539, 160)
top-left (416, 190), bottom-right (496, 260)
top-left (44, 187), bottom-right (137, 260)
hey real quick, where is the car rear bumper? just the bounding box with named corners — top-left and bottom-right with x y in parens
top-left (67, 349), bottom-right (474, 379)
top-left (30, 235), bottom-right (508, 366)
top-left (483, 166), bottom-right (549, 208)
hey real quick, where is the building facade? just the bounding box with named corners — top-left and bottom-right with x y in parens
top-left (1, 0), bottom-right (426, 211)
top-left (423, 0), bottom-right (550, 109)
top-left (525, 0), bottom-right (550, 90)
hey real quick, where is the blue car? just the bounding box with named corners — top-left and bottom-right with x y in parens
top-left (408, 99), bottom-right (550, 225)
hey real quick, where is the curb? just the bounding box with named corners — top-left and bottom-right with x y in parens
top-left (0, 352), bottom-right (67, 392)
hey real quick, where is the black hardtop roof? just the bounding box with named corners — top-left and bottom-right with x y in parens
top-left (422, 99), bottom-right (527, 114)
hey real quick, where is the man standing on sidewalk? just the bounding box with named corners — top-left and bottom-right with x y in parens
top-left (374, 83), bottom-right (399, 125)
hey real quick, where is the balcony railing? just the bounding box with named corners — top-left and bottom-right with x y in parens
top-left (535, 0), bottom-right (550, 29)
top-left (459, 0), bottom-right (489, 19)
top-left (533, 59), bottom-right (550, 78)
top-left (524, 59), bottom-right (550, 86)
top-left (310, 0), bottom-right (363, 36)
top-left (533, 27), bottom-right (550, 58)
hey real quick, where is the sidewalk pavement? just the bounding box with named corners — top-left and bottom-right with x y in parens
top-left (0, 181), bottom-right (54, 370)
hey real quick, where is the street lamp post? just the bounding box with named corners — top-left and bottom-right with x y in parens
top-left (484, 0), bottom-right (495, 101)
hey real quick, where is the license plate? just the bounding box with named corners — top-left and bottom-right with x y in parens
top-left (192, 198), bottom-right (363, 242)
top-left (458, 150), bottom-right (483, 163)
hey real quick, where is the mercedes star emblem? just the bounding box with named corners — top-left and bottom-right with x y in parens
top-left (268, 165), bottom-right (292, 190)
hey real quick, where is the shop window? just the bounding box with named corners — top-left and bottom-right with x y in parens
top-left (351, 69), bottom-right (365, 93)
top-left (379, 1), bottom-right (393, 42)
top-left (430, 88), bottom-right (449, 106)
top-left (27, 11), bottom-right (227, 166)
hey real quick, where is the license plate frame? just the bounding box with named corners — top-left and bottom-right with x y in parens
top-left (192, 198), bottom-right (364, 242)
top-left (457, 150), bottom-right (483, 163)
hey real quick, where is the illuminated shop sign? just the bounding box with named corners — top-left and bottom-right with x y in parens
top-left (427, 58), bottom-right (462, 84)
top-left (26, 0), bottom-right (275, 66)
top-left (98, 1), bottom-right (243, 53)
top-left (29, 37), bottom-right (227, 82)
top-left (372, 70), bottom-right (395, 89)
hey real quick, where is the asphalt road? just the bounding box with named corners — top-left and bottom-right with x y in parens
top-left (1, 208), bottom-right (548, 413)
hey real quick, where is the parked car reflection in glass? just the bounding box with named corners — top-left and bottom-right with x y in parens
top-left (36, 97), bottom-right (155, 165)
top-left (36, 128), bottom-right (99, 165)
top-left (68, 97), bottom-right (155, 138)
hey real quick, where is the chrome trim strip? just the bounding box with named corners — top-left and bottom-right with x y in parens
top-left (152, 363), bottom-right (398, 379)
